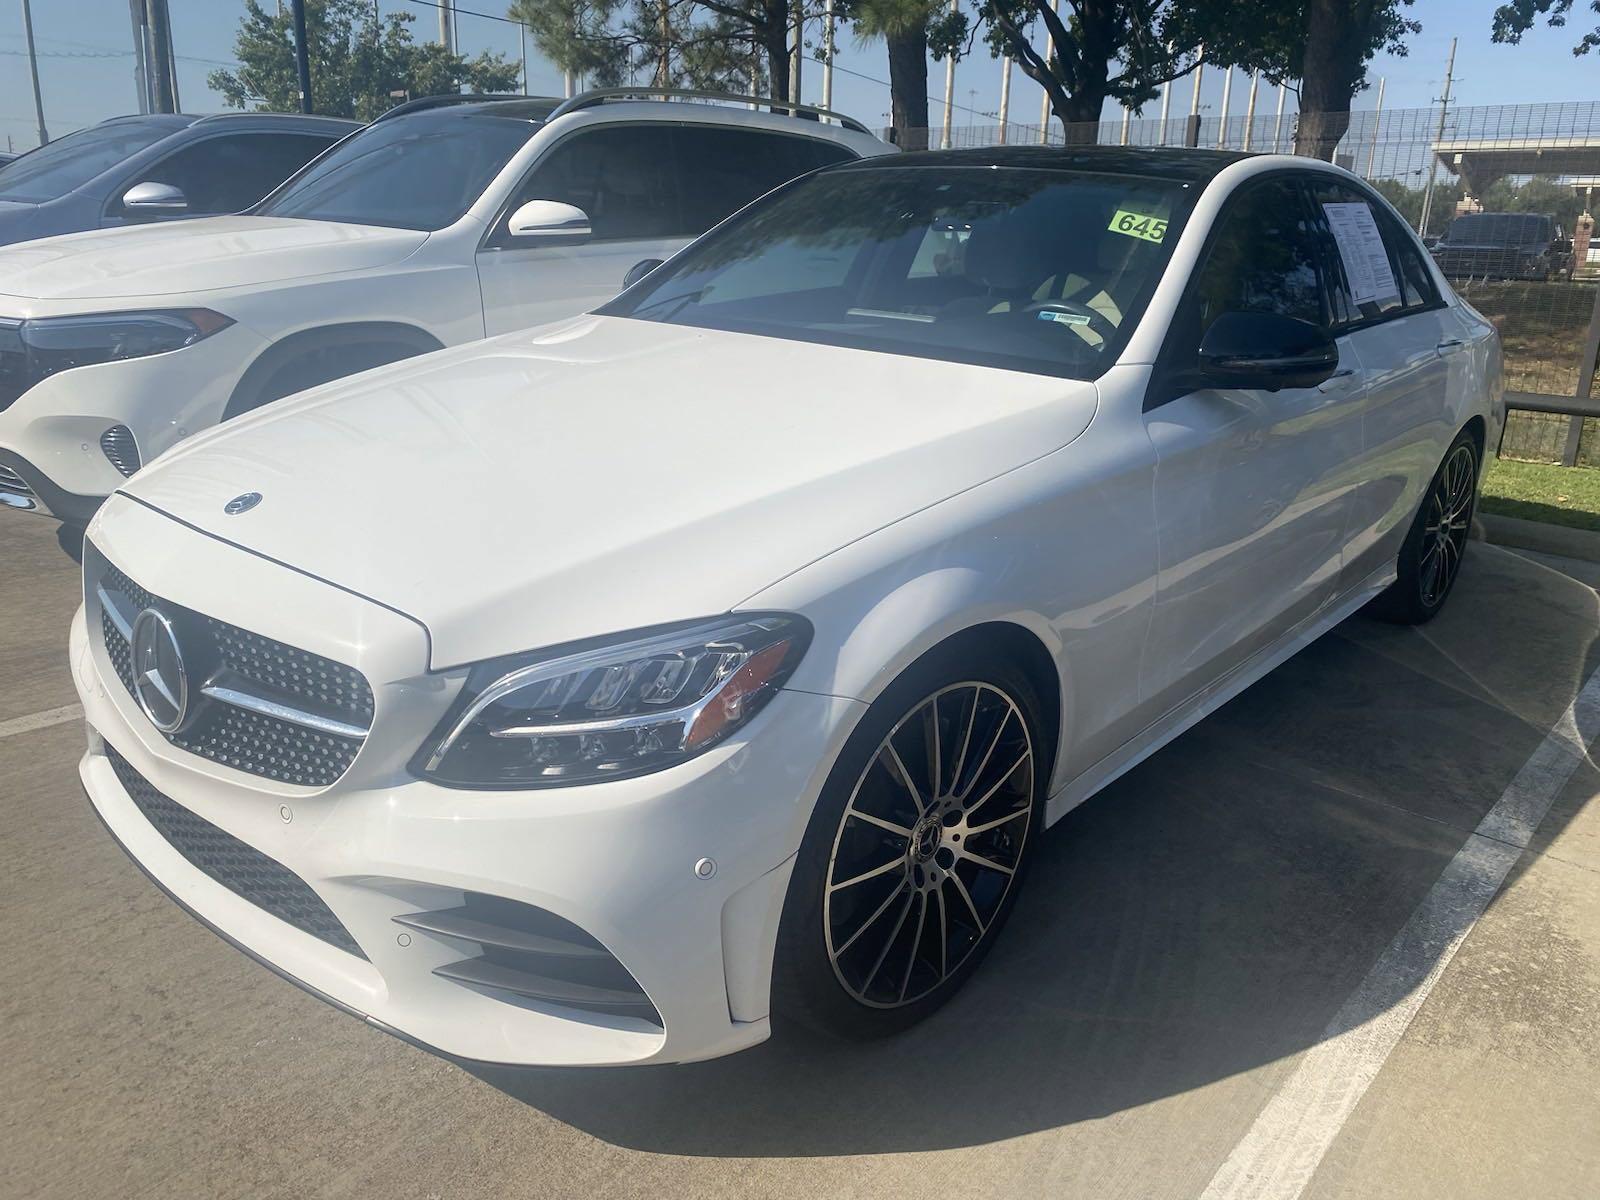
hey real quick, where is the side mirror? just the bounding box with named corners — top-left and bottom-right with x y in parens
top-left (121, 181), bottom-right (188, 213)
top-left (507, 199), bottom-right (591, 242)
top-left (623, 258), bottom-right (664, 288)
top-left (1192, 311), bottom-right (1339, 392)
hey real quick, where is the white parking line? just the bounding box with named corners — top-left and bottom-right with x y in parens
top-left (0, 703), bottom-right (84, 741)
top-left (1199, 662), bottom-right (1600, 1200)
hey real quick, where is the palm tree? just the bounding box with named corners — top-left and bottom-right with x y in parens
top-left (852, 0), bottom-right (935, 150)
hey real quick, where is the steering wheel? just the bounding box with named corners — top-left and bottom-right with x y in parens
top-left (1021, 300), bottom-right (1119, 344)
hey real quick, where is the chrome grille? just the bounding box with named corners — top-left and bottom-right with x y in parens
top-left (91, 547), bottom-right (374, 787)
top-left (99, 425), bottom-right (141, 477)
top-left (107, 743), bottom-right (366, 958)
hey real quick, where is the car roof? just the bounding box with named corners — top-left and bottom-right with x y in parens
top-left (837, 145), bottom-right (1254, 183)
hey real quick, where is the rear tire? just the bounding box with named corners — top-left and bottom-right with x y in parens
top-left (773, 643), bottom-right (1049, 1040)
top-left (1366, 430), bottom-right (1479, 625)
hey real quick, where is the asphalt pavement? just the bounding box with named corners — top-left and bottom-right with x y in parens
top-left (2, 514), bottom-right (1597, 1199)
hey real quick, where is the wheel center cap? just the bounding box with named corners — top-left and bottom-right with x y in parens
top-left (911, 815), bottom-right (942, 863)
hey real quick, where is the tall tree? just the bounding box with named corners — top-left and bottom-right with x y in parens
top-left (1491, 0), bottom-right (1600, 55)
top-left (851, 0), bottom-right (937, 149)
top-left (955, 1), bottom-right (1201, 144)
top-left (511, 0), bottom-right (764, 90)
top-left (1175, 0), bottom-right (1419, 159)
top-left (210, 0), bottom-right (519, 120)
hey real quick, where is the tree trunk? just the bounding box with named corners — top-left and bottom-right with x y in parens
top-left (1295, 0), bottom-right (1363, 160)
top-left (1057, 88), bottom-right (1104, 145)
top-left (653, 0), bottom-right (672, 86)
top-left (885, 26), bottom-right (929, 150)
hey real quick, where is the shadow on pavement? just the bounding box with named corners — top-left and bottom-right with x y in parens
top-left (469, 544), bottom-right (1600, 1157)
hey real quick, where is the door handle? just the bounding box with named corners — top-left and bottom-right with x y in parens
top-left (1436, 338), bottom-right (1468, 355)
top-left (1317, 367), bottom-right (1357, 392)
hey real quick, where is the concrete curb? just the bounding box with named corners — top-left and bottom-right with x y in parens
top-left (1473, 512), bottom-right (1600, 563)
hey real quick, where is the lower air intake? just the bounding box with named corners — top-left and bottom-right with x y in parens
top-left (99, 425), bottom-right (141, 477)
top-left (106, 743), bottom-right (366, 959)
top-left (396, 892), bottom-right (661, 1025)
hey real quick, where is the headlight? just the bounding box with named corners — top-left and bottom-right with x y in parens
top-left (414, 614), bottom-right (812, 789)
top-left (20, 309), bottom-right (233, 382)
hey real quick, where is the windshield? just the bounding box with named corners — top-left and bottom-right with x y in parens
top-left (0, 119), bottom-right (178, 203)
top-left (601, 165), bottom-right (1194, 379)
top-left (256, 112), bottom-right (533, 231)
top-left (1444, 213), bottom-right (1551, 246)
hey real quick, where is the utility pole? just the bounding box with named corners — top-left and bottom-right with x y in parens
top-left (1242, 70), bottom-right (1260, 151)
top-left (1417, 38), bottom-right (1457, 238)
top-left (145, 0), bottom-right (177, 112)
top-left (997, 56), bottom-right (1010, 144)
top-left (291, 0), bottom-right (313, 113)
top-left (821, 0), bottom-right (835, 109)
top-left (20, 0), bottom-right (48, 145)
top-left (1365, 76), bottom-right (1386, 178)
top-left (941, 0), bottom-right (956, 149)
top-left (439, 0), bottom-right (454, 51)
top-left (790, 4), bottom-right (802, 107)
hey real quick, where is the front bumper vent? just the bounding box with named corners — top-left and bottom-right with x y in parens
top-left (106, 743), bottom-right (366, 959)
top-left (396, 892), bottom-right (661, 1025)
top-left (99, 425), bottom-right (141, 477)
top-left (0, 463), bottom-right (35, 506)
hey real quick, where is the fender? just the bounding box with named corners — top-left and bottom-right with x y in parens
top-left (224, 321), bottom-right (446, 420)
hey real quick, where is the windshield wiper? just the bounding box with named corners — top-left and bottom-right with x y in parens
top-left (629, 288), bottom-right (708, 321)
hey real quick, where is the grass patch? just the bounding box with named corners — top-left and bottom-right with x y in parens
top-left (1481, 456), bottom-right (1600, 532)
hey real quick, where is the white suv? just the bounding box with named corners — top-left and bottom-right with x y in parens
top-left (0, 91), bottom-right (887, 532)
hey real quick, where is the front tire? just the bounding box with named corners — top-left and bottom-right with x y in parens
top-left (1367, 430), bottom-right (1479, 625)
top-left (773, 645), bottom-right (1048, 1039)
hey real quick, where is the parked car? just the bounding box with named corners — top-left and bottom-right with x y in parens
top-left (74, 147), bottom-right (1501, 1067)
top-left (1429, 211), bottom-right (1575, 281)
top-left (0, 92), bottom-right (888, 538)
top-left (0, 112), bottom-right (356, 247)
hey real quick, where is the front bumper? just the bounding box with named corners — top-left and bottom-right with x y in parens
top-left (0, 322), bottom-right (264, 512)
top-left (74, 498), bottom-right (861, 1066)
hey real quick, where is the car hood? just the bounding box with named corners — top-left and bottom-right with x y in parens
top-left (0, 216), bottom-right (428, 301)
top-left (124, 316), bottom-right (1098, 668)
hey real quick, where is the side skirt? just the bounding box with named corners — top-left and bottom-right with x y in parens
top-left (1044, 563), bottom-right (1397, 826)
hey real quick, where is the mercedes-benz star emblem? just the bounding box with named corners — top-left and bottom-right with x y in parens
top-left (131, 608), bottom-right (188, 733)
top-left (224, 492), bottom-right (262, 515)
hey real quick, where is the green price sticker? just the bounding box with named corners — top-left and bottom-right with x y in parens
top-left (1108, 210), bottom-right (1168, 243)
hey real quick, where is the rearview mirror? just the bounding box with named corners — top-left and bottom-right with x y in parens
top-left (121, 181), bottom-right (188, 213)
top-left (1194, 311), bottom-right (1339, 392)
top-left (623, 258), bottom-right (664, 288)
top-left (507, 199), bottom-right (591, 242)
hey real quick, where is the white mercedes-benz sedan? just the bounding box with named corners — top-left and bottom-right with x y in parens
top-left (73, 147), bottom-right (1502, 1067)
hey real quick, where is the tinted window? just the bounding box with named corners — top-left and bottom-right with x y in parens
top-left (121, 131), bottom-right (339, 216)
top-left (603, 166), bottom-right (1194, 380)
top-left (512, 125), bottom-right (681, 240)
top-left (1381, 213), bottom-right (1439, 311)
top-left (1445, 213), bottom-right (1551, 246)
top-left (258, 112), bottom-right (533, 231)
top-left (0, 119), bottom-right (178, 203)
top-left (1190, 177), bottom-right (1326, 339)
top-left (673, 127), bottom-right (854, 232)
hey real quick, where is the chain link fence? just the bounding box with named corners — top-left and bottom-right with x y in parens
top-left (910, 101), bottom-right (1600, 466)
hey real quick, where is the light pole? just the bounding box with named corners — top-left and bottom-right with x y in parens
top-left (21, 0), bottom-right (49, 144)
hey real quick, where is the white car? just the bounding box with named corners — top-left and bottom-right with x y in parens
top-left (74, 147), bottom-right (1502, 1067)
top-left (0, 91), bottom-right (887, 535)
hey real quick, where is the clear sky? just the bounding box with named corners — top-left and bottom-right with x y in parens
top-left (1, 0), bottom-right (1595, 152)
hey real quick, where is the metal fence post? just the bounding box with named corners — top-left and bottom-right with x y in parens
top-left (1560, 285), bottom-right (1600, 467)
